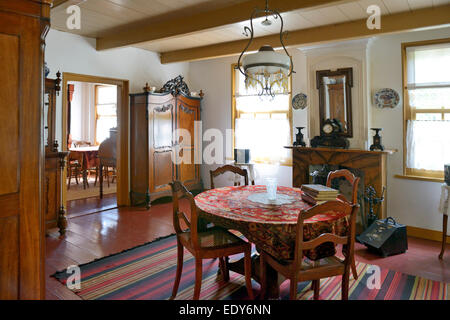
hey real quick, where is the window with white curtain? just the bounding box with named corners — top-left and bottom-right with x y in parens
top-left (404, 40), bottom-right (450, 178)
top-left (232, 64), bottom-right (292, 165)
top-left (95, 85), bottom-right (117, 145)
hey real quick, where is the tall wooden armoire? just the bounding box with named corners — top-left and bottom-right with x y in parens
top-left (130, 92), bottom-right (202, 207)
top-left (0, 0), bottom-right (52, 299)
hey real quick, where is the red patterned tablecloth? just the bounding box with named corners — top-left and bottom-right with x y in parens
top-left (195, 185), bottom-right (349, 261)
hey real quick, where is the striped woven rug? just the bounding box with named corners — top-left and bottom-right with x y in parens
top-left (52, 234), bottom-right (449, 300)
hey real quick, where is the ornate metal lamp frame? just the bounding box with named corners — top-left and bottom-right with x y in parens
top-left (237, 0), bottom-right (294, 97)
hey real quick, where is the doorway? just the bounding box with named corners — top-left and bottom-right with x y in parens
top-left (62, 73), bottom-right (129, 217)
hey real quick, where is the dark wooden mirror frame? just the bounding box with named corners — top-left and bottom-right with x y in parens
top-left (316, 67), bottom-right (354, 138)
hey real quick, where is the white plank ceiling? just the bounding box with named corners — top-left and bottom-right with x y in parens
top-left (50, 0), bottom-right (449, 53)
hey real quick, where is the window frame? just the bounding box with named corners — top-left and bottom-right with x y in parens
top-left (231, 63), bottom-right (293, 166)
top-left (94, 84), bottom-right (118, 146)
top-left (402, 37), bottom-right (450, 181)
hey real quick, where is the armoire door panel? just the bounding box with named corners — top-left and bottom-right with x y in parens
top-left (152, 150), bottom-right (174, 191)
top-left (177, 102), bottom-right (197, 145)
top-left (0, 33), bottom-right (19, 196)
top-left (178, 148), bottom-right (198, 186)
top-left (0, 216), bottom-right (19, 300)
top-left (153, 104), bottom-right (173, 149)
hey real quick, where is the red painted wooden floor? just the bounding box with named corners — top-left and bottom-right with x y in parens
top-left (67, 193), bottom-right (117, 218)
top-left (45, 203), bottom-right (450, 300)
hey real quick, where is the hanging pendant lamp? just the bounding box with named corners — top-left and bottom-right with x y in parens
top-left (237, 0), bottom-right (294, 97)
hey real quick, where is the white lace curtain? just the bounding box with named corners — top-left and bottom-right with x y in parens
top-left (234, 70), bottom-right (291, 165)
top-left (406, 120), bottom-right (450, 171)
top-left (235, 117), bottom-right (290, 164)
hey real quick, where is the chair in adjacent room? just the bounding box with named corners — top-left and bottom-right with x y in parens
top-left (259, 200), bottom-right (358, 300)
top-left (327, 169), bottom-right (360, 280)
top-left (169, 181), bottom-right (254, 300)
top-left (67, 151), bottom-right (83, 189)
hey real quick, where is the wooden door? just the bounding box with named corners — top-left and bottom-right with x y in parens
top-left (0, 0), bottom-right (51, 300)
top-left (148, 94), bottom-right (176, 194)
top-left (175, 95), bottom-right (201, 187)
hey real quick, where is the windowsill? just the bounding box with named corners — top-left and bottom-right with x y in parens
top-left (394, 174), bottom-right (444, 183)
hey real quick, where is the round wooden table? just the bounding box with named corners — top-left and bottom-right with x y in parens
top-left (195, 185), bottom-right (349, 299)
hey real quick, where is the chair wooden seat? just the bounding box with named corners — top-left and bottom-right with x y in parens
top-left (266, 254), bottom-right (345, 278)
top-left (179, 227), bottom-right (247, 254)
top-left (170, 181), bottom-right (254, 300)
top-left (301, 256), bottom-right (343, 271)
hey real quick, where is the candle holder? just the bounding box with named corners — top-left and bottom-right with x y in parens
top-left (370, 128), bottom-right (384, 151)
top-left (364, 186), bottom-right (386, 228)
top-left (293, 127), bottom-right (306, 147)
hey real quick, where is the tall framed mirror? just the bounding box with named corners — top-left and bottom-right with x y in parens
top-left (316, 68), bottom-right (353, 137)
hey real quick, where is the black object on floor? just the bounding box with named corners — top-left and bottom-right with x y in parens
top-left (357, 217), bottom-right (408, 257)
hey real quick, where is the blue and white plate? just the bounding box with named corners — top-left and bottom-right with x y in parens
top-left (292, 93), bottom-right (307, 110)
top-left (373, 88), bottom-right (400, 109)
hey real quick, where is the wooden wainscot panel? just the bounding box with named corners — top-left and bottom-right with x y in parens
top-left (0, 216), bottom-right (19, 300)
top-left (0, 33), bottom-right (19, 196)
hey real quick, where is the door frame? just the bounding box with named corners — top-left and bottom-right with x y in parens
top-left (61, 72), bottom-right (130, 207)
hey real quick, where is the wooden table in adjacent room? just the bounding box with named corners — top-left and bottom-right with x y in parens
top-left (194, 185), bottom-right (349, 299)
top-left (69, 146), bottom-right (99, 189)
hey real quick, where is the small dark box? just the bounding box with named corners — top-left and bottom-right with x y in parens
top-left (445, 164), bottom-right (450, 186)
top-left (357, 217), bottom-right (408, 257)
top-left (234, 149), bottom-right (250, 164)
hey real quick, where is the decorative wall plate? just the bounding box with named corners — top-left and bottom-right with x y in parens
top-left (292, 93), bottom-right (307, 110)
top-left (373, 88), bottom-right (400, 109)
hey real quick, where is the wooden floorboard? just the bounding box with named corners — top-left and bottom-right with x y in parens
top-left (46, 202), bottom-right (450, 300)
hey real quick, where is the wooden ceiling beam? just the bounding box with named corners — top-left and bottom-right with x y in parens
top-left (160, 5), bottom-right (450, 64)
top-left (51, 0), bottom-right (86, 9)
top-left (96, 0), bottom-right (351, 51)
top-left (51, 0), bottom-right (70, 8)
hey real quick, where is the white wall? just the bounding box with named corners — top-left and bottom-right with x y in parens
top-left (189, 50), bottom-right (308, 189)
top-left (300, 39), bottom-right (370, 149)
top-left (69, 81), bottom-right (96, 145)
top-left (189, 27), bottom-right (450, 232)
top-left (46, 26), bottom-right (450, 232)
top-left (369, 27), bottom-right (450, 232)
top-left (45, 29), bottom-right (191, 144)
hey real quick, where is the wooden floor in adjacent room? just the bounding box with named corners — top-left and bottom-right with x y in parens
top-left (45, 203), bottom-right (450, 300)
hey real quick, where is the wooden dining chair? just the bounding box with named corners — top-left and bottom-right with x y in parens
top-left (209, 164), bottom-right (250, 279)
top-left (326, 169), bottom-right (360, 280)
top-left (210, 165), bottom-right (249, 189)
top-left (169, 181), bottom-right (254, 300)
top-left (260, 200), bottom-right (358, 300)
top-left (67, 152), bottom-right (83, 189)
